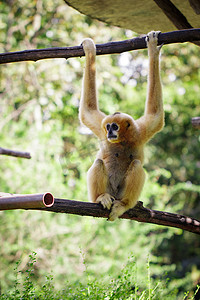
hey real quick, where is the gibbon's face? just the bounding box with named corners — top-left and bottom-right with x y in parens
top-left (106, 122), bottom-right (120, 142)
top-left (102, 112), bottom-right (134, 143)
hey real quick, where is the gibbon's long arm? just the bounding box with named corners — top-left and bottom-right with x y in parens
top-left (145, 34), bottom-right (163, 115)
top-left (137, 31), bottom-right (164, 142)
top-left (79, 39), bottom-right (106, 139)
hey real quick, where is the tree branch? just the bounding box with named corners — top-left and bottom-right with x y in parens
top-left (191, 117), bottom-right (200, 129)
top-left (35, 199), bottom-right (200, 235)
top-left (0, 29), bottom-right (200, 65)
top-left (0, 147), bottom-right (31, 159)
top-left (1, 193), bottom-right (199, 234)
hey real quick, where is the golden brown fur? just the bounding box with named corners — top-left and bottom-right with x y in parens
top-left (79, 32), bottom-right (164, 221)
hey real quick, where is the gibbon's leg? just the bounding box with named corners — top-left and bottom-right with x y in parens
top-left (87, 159), bottom-right (114, 210)
top-left (108, 160), bottom-right (145, 221)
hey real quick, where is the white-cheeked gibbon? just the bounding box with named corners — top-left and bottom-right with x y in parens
top-left (79, 31), bottom-right (164, 221)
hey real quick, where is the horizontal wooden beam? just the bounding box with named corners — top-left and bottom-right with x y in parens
top-left (0, 29), bottom-right (200, 65)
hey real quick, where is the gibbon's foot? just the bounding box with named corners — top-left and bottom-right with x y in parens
top-left (96, 193), bottom-right (115, 210)
top-left (146, 31), bottom-right (162, 54)
top-left (81, 38), bottom-right (96, 55)
top-left (108, 200), bottom-right (128, 221)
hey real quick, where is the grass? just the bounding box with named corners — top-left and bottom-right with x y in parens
top-left (0, 252), bottom-right (199, 300)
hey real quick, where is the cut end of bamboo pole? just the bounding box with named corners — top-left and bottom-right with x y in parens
top-left (43, 192), bottom-right (54, 207)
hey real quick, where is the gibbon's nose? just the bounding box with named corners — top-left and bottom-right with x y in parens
top-left (108, 129), bottom-right (113, 135)
top-left (108, 129), bottom-right (117, 139)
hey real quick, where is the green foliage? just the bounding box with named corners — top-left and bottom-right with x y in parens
top-left (0, 0), bottom-right (200, 298)
top-left (4, 252), bottom-right (196, 300)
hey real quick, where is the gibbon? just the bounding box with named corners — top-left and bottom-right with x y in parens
top-left (79, 31), bottom-right (164, 221)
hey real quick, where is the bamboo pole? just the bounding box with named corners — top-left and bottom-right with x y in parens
top-left (0, 193), bottom-right (54, 210)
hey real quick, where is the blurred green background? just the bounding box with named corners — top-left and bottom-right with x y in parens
top-left (0, 0), bottom-right (200, 298)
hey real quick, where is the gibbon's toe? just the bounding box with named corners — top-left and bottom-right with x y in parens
top-left (108, 200), bottom-right (128, 221)
top-left (146, 31), bottom-right (158, 44)
top-left (108, 209), bottom-right (119, 221)
top-left (96, 193), bottom-right (114, 210)
top-left (81, 38), bottom-right (96, 54)
top-left (146, 31), bottom-right (161, 54)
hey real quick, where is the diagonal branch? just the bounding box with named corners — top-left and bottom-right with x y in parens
top-left (189, 0), bottom-right (200, 14)
top-left (152, 1), bottom-right (200, 46)
top-left (0, 29), bottom-right (200, 65)
top-left (153, 0), bottom-right (193, 30)
top-left (34, 199), bottom-right (200, 235)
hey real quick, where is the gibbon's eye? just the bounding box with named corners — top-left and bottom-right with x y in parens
top-left (106, 124), bottom-right (110, 131)
top-left (111, 123), bottom-right (119, 131)
top-left (127, 122), bottom-right (130, 128)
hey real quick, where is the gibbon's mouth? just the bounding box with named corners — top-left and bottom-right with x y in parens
top-left (107, 135), bottom-right (118, 142)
